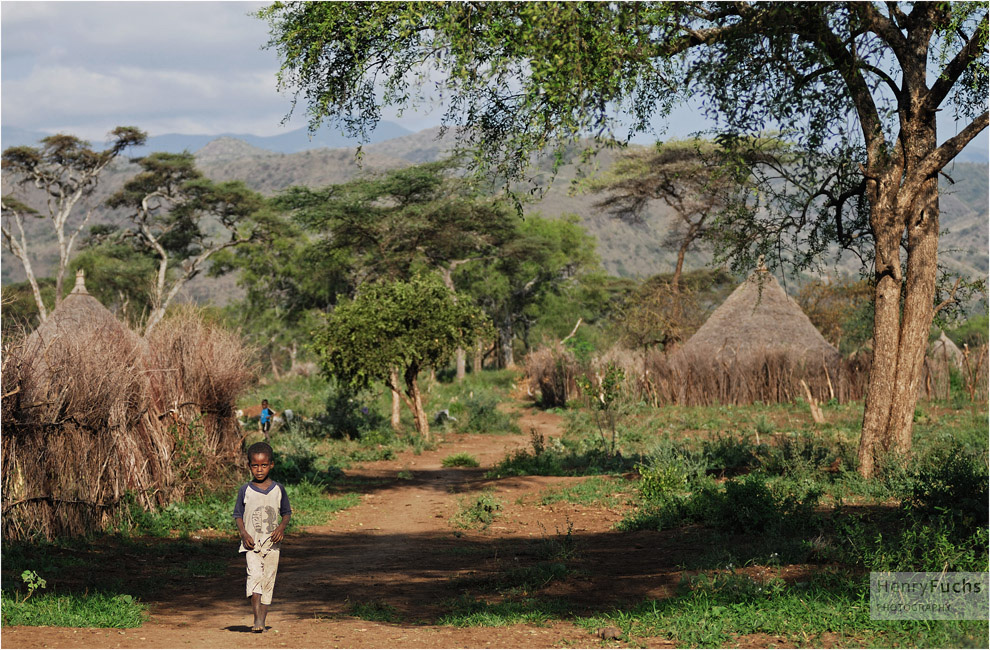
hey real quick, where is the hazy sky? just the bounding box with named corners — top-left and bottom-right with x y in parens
top-left (1, 1), bottom-right (986, 160)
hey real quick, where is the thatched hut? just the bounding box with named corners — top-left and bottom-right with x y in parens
top-left (677, 267), bottom-right (840, 364)
top-left (2, 271), bottom-right (249, 540)
top-left (922, 330), bottom-right (965, 399)
top-left (660, 267), bottom-right (850, 405)
top-left (929, 330), bottom-right (963, 370)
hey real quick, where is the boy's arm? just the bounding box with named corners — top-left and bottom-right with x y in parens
top-left (232, 486), bottom-right (254, 549)
top-left (271, 484), bottom-right (292, 543)
top-left (235, 517), bottom-right (256, 549)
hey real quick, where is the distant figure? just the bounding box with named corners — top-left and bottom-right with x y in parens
top-left (259, 400), bottom-right (277, 440)
top-left (233, 441), bottom-right (291, 633)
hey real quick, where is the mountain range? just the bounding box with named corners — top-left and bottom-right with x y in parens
top-left (1, 122), bottom-right (414, 157)
top-left (2, 126), bottom-right (987, 304)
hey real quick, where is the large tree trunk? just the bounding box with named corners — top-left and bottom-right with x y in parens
top-left (498, 315), bottom-right (515, 368)
top-left (456, 348), bottom-right (467, 380)
top-left (857, 124), bottom-right (940, 478)
top-left (390, 368), bottom-right (402, 431)
top-left (404, 366), bottom-right (430, 440)
top-left (473, 340), bottom-right (485, 373)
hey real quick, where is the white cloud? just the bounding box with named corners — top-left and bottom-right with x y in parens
top-left (1, 1), bottom-right (290, 138)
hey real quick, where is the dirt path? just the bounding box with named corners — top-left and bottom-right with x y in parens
top-left (3, 408), bottom-right (683, 649)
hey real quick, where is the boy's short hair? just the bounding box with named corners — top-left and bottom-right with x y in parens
top-left (246, 441), bottom-right (274, 462)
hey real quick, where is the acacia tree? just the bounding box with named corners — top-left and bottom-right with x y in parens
top-left (313, 273), bottom-right (489, 439)
top-left (259, 1), bottom-right (988, 478)
top-left (587, 139), bottom-right (755, 294)
top-left (106, 152), bottom-right (274, 335)
top-left (210, 216), bottom-right (348, 377)
top-left (279, 160), bottom-right (516, 380)
top-left (1, 127), bottom-right (147, 320)
top-left (457, 214), bottom-right (600, 367)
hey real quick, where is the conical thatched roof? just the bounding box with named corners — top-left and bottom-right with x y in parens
top-left (929, 330), bottom-right (963, 369)
top-left (25, 270), bottom-right (142, 357)
top-left (676, 267), bottom-right (839, 364)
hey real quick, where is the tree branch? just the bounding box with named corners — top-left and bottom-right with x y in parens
top-left (918, 109), bottom-right (989, 180)
top-left (927, 13), bottom-right (989, 111)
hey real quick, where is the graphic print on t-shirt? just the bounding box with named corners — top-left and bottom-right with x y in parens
top-left (251, 504), bottom-right (279, 537)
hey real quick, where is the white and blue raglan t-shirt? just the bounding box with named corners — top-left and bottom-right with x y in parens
top-left (232, 481), bottom-right (292, 553)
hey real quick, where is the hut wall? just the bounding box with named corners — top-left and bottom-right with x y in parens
top-left (2, 309), bottom-right (251, 541)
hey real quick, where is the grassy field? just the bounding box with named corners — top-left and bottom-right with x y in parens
top-left (2, 368), bottom-right (987, 647)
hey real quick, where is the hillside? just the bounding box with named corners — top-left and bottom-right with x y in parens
top-left (3, 128), bottom-right (987, 300)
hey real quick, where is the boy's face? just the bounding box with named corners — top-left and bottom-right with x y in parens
top-left (248, 452), bottom-right (273, 483)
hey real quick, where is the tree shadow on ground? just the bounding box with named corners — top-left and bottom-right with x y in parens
top-left (0, 506), bottom-right (899, 628)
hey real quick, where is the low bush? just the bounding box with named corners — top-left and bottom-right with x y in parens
top-left (906, 445), bottom-right (989, 532)
top-left (461, 393), bottom-right (519, 434)
top-left (317, 381), bottom-right (392, 440)
top-left (620, 472), bottom-right (822, 535)
top-left (442, 453), bottom-right (481, 468)
top-left (702, 434), bottom-right (757, 476)
top-left (453, 491), bottom-right (502, 530)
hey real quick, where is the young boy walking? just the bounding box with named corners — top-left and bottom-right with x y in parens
top-left (233, 441), bottom-right (291, 632)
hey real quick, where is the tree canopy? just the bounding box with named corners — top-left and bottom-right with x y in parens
top-left (258, 0), bottom-right (988, 477)
top-left (313, 273), bottom-right (489, 438)
top-left (1, 127), bottom-right (147, 320)
top-left (106, 152), bottom-right (276, 335)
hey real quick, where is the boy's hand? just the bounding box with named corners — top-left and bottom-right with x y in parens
top-left (241, 533), bottom-right (256, 549)
top-left (270, 525), bottom-right (286, 544)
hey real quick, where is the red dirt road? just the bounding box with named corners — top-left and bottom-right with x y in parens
top-left (2, 409), bottom-right (692, 649)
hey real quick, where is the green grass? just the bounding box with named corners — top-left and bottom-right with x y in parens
top-left (538, 477), bottom-right (633, 508)
top-left (350, 600), bottom-right (403, 622)
top-left (238, 374), bottom-right (331, 418)
top-left (285, 482), bottom-right (361, 528)
top-left (442, 453), bottom-right (481, 468)
top-left (117, 492), bottom-right (236, 537)
top-left (1, 590), bottom-right (147, 628)
top-left (576, 570), bottom-right (989, 648)
top-left (437, 596), bottom-right (572, 627)
top-left (452, 491), bottom-right (503, 530)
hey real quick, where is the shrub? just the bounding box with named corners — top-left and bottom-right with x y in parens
top-left (462, 393), bottom-right (519, 433)
top-left (907, 446), bottom-right (989, 532)
top-left (453, 491), bottom-right (502, 529)
top-left (702, 435), bottom-right (757, 476)
top-left (318, 381), bottom-right (391, 440)
top-left (442, 453), bottom-right (481, 468)
top-left (620, 472), bottom-right (822, 535)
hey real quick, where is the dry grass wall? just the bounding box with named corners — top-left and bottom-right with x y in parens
top-left (525, 342), bottom-right (986, 409)
top-left (524, 344), bottom-right (867, 408)
top-left (1, 308), bottom-right (253, 541)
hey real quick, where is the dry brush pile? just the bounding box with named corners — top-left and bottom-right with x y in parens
top-left (1, 299), bottom-right (253, 541)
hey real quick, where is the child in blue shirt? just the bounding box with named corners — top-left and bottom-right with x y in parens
top-left (259, 399), bottom-right (276, 440)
